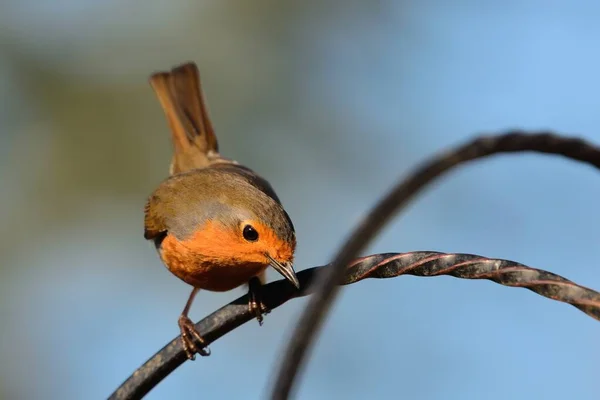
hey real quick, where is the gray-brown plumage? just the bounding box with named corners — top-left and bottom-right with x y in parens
top-left (144, 165), bottom-right (295, 245)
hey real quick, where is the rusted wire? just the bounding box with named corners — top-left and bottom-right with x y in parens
top-left (270, 132), bottom-right (600, 399)
top-left (108, 251), bottom-right (600, 400)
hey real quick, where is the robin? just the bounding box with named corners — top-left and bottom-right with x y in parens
top-left (144, 62), bottom-right (299, 360)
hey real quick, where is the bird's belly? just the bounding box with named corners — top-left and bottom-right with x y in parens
top-left (159, 235), bottom-right (267, 291)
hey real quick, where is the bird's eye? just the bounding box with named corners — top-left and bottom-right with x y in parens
top-left (242, 225), bottom-right (259, 242)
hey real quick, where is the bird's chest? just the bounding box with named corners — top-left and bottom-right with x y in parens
top-left (159, 233), bottom-right (266, 291)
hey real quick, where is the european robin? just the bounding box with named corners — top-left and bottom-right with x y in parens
top-left (144, 62), bottom-right (299, 359)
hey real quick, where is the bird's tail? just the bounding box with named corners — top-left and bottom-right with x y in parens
top-left (149, 62), bottom-right (222, 175)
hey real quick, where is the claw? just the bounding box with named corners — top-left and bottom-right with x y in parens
top-left (248, 277), bottom-right (270, 325)
top-left (178, 315), bottom-right (210, 359)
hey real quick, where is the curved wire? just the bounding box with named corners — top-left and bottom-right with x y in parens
top-left (269, 132), bottom-right (600, 399)
top-left (108, 251), bottom-right (600, 400)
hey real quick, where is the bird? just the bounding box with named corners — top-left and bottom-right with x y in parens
top-left (144, 62), bottom-right (300, 360)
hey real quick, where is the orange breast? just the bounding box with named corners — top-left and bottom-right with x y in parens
top-left (159, 231), bottom-right (268, 292)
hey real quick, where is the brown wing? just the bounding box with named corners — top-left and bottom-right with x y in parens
top-left (149, 62), bottom-right (222, 175)
top-left (143, 192), bottom-right (167, 247)
top-left (143, 174), bottom-right (184, 244)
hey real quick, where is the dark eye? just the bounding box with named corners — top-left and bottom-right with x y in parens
top-left (243, 225), bottom-right (259, 242)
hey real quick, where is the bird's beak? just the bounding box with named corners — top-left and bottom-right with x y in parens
top-left (267, 255), bottom-right (300, 289)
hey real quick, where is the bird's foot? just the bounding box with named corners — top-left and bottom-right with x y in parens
top-left (178, 314), bottom-right (210, 360)
top-left (248, 277), bottom-right (270, 325)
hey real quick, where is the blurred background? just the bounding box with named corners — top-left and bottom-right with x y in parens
top-left (1, 1), bottom-right (600, 399)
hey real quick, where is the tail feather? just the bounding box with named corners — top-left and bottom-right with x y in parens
top-left (149, 62), bottom-right (220, 175)
top-left (171, 63), bottom-right (219, 154)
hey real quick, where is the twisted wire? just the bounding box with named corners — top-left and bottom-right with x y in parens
top-left (270, 132), bottom-right (600, 399)
top-left (346, 252), bottom-right (600, 319)
top-left (108, 251), bottom-right (600, 400)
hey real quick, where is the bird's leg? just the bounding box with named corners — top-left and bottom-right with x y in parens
top-left (178, 287), bottom-right (210, 359)
top-left (248, 275), bottom-right (270, 325)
